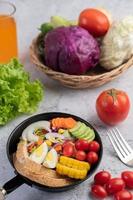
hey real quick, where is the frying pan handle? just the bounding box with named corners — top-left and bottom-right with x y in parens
top-left (1, 175), bottom-right (24, 198)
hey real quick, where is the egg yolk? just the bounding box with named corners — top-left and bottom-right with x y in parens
top-left (35, 145), bottom-right (44, 157)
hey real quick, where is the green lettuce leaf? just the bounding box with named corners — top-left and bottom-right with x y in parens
top-left (0, 58), bottom-right (43, 125)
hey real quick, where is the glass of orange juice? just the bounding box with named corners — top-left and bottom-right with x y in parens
top-left (0, 1), bottom-right (18, 63)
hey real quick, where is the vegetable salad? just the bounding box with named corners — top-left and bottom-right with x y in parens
top-left (21, 117), bottom-right (101, 180)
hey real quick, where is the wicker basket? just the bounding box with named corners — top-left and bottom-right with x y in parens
top-left (30, 35), bottom-right (133, 89)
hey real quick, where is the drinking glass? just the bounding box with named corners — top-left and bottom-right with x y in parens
top-left (0, 1), bottom-right (18, 63)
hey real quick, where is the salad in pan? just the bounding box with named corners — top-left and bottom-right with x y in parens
top-left (13, 117), bottom-right (101, 187)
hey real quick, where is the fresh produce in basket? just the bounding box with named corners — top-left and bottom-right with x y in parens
top-left (45, 26), bottom-right (100, 75)
top-left (100, 16), bottom-right (133, 70)
top-left (96, 7), bottom-right (112, 25)
top-left (96, 89), bottom-right (130, 125)
top-left (50, 16), bottom-right (77, 28)
top-left (39, 16), bottom-right (77, 35)
top-left (14, 117), bottom-right (101, 187)
top-left (36, 10), bottom-right (133, 80)
top-left (78, 8), bottom-right (110, 37)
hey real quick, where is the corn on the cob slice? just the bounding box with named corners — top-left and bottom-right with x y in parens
top-left (59, 156), bottom-right (90, 171)
top-left (56, 163), bottom-right (87, 179)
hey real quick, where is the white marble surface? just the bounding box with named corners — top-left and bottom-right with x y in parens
top-left (0, 0), bottom-right (133, 199)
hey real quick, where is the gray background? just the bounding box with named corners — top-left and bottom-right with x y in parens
top-left (0, 0), bottom-right (133, 199)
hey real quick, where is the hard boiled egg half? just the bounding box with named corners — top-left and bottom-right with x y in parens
top-left (43, 148), bottom-right (58, 169)
top-left (22, 121), bottom-right (50, 142)
top-left (29, 142), bottom-right (48, 164)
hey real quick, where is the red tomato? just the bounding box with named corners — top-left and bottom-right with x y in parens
top-left (106, 178), bottom-right (125, 194)
top-left (87, 151), bottom-right (98, 164)
top-left (75, 150), bottom-right (86, 161)
top-left (63, 140), bottom-right (74, 148)
top-left (75, 139), bottom-right (89, 151)
top-left (63, 144), bottom-right (74, 157)
top-left (94, 171), bottom-right (111, 185)
top-left (122, 171), bottom-right (133, 189)
top-left (115, 190), bottom-right (133, 200)
top-left (96, 89), bottom-right (130, 125)
top-left (91, 185), bottom-right (108, 198)
top-left (89, 141), bottom-right (100, 152)
top-left (79, 8), bottom-right (110, 37)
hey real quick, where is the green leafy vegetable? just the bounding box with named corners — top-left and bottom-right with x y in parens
top-left (39, 22), bottom-right (53, 35)
top-left (50, 16), bottom-right (77, 28)
top-left (0, 58), bottom-right (43, 125)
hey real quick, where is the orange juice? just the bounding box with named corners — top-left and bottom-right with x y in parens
top-left (0, 15), bottom-right (18, 63)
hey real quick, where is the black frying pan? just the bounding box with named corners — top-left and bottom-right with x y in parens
top-left (0, 112), bottom-right (103, 199)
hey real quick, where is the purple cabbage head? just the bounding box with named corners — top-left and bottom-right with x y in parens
top-left (44, 26), bottom-right (100, 75)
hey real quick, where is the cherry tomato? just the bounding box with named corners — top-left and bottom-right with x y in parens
top-left (63, 144), bottom-right (74, 157)
top-left (87, 151), bottom-right (98, 164)
top-left (63, 140), bottom-right (74, 148)
top-left (106, 178), bottom-right (125, 194)
top-left (96, 89), bottom-right (130, 125)
top-left (91, 185), bottom-right (108, 198)
top-left (94, 171), bottom-right (111, 185)
top-left (79, 8), bottom-right (110, 37)
top-left (75, 139), bottom-right (89, 151)
top-left (75, 150), bottom-right (86, 161)
top-left (89, 141), bottom-right (100, 152)
top-left (122, 171), bottom-right (133, 189)
top-left (115, 190), bottom-right (133, 200)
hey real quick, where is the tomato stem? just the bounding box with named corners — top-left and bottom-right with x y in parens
top-left (107, 89), bottom-right (117, 104)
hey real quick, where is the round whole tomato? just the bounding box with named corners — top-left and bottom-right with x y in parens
top-left (75, 150), bottom-right (86, 161)
top-left (96, 89), bottom-right (130, 125)
top-left (63, 143), bottom-right (74, 157)
top-left (89, 141), bottom-right (100, 152)
top-left (91, 185), bottom-right (108, 198)
top-left (94, 170), bottom-right (111, 185)
top-left (79, 8), bottom-right (110, 37)
top-left (106, 178), bottom-right (125, 194)
top-left (87, 151), bottom-right (98, 164)
top-left (75, 139), bottom-right (89, 151)
top-left (122, 171), bottom-right (133, 189)
top-left (63, 140), bottom-right (74, 148)
top-left (115, 190), bottom-right (133, 200)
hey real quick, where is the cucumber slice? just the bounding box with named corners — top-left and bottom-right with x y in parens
top-left (69, 122), bottom-right (82, 133)
top-left (79, 128), bottom-right (92, 139)
top-left (84, 129), bottom-right (95, 141)
top-left (73, 123), bottom-right (87, 137)
top-left (86, 133), bottom-right (95, 141)
top-left (75, 127), bottom-right (90, 138)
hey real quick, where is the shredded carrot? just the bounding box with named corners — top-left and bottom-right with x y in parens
top-left (51, 117), bottom-right (77, 129)
top-left (36, 139), bottom-right (43, 146)
top-left (64, 118), bottom-right (77, 129)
